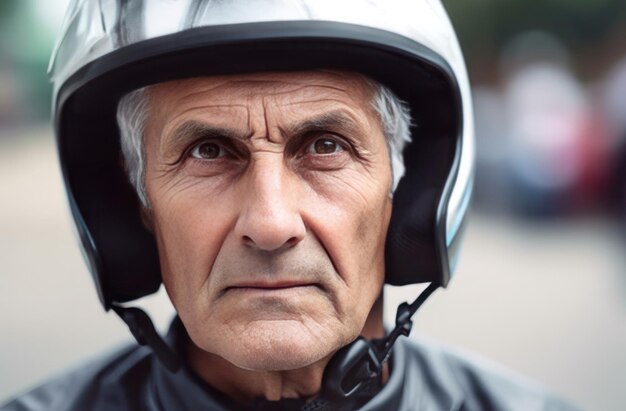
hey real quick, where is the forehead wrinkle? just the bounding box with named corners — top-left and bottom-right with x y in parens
top-left (180, 82), bottom-right (351, 107)
top-left (159, 103), bottom-right (250, 137)
top-left (167, 81), bottom-right (307, 102)
top-left (165, 103), bottom-right (250, 119)
top-left (242, 97), bottom-right (288, 145)
top-left (200, 78), bottom-right (348, 93)
top-left (261, 85), bottom-right (354, 104)
top-left (261, 95), bottom-right (274, 143)
top-left (280, 97), bottom-right (365, 108)
top-left (257, 83), bottom-right (349, 95)
top-left (157, 77), bottom-right (264, 99)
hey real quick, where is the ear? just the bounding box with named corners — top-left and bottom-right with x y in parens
top-left (140, 205), bottom-right (155, 233)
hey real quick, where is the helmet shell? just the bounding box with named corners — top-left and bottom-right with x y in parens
top-left (50, 0), bottom-right (474, 308)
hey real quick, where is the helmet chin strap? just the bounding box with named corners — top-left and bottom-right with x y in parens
top-left (111, 304), bottom-right (181, 372)
top-left (112, 283), bottom-right (439, 410)
top-left (310, 282), bottom-right (439, 410)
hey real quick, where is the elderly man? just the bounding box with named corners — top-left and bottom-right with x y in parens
top-left (2, 1), bottom-right (581, 410)
top-left (118, 70), bottom-right (404, 404)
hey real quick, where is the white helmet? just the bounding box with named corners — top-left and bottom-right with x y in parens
top-left (49, 0), bottom-right (474, 310)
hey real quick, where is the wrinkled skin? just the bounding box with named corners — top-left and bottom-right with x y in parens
top-left (142, 71), bottom-right (392, 401)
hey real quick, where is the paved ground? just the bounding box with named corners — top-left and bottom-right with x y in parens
top-left (1, 128), bottom-right (625, 410)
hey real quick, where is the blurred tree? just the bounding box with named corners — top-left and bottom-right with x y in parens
top-left (0, 0), bottom-right (56, 121)
top-left (445, 0), bottom-right (626, 82)
top-left (0, 0), bottom-right (19, 21)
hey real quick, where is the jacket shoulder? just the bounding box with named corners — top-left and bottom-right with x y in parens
top-left (0, 343), bottom-right (152, 411)
top-left (400, 336), bottom-right (582, 411)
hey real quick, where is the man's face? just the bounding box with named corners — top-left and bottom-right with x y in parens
top-left (143, 71), bottom-right (392, 371)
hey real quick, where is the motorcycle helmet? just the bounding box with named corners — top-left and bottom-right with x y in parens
top-left (49, 0), bottom-right (474, 310)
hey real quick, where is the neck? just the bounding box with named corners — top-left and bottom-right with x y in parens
top-left (188, 346), bottom-right (330, 402)
top-left (186, 297), bottom-right (386, 404)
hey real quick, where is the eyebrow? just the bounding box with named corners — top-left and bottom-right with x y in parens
top-left (285, 110), bottom-right (362, 139)
top-left (163, 120), bottom-right (250, 153)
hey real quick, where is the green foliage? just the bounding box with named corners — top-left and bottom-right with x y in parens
top-left (0, 0), bottom-right (19, 21)
top-left (0, 0), bottom-right (55, 119)
top-left (444, 0), bottom-right (626, 57)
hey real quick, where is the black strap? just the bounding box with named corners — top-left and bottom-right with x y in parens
top-left (378, 282), bottom-right (439, 363)
top-left (111, 303), bottom-right (181, 372)
top-left (315, 283), bottom-right (439, 410)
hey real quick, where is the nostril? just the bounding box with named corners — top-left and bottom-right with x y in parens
top-left (242, 235), bottom-right (255, 247)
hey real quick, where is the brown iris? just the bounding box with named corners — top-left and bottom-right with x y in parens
top-left (194, 142), bottom-right (221, 159)
top-left (313, 138), bottom-right (340, 154)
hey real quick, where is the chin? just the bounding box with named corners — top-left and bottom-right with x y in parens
top-left (220, 320), bottom-right (341, 372)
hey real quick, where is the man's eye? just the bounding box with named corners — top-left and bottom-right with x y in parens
top-left (307, 137), bottom-right (344, 155)
top-left (190, 142), bottom-right (226, 159)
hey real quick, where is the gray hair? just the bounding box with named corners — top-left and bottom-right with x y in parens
top-left (117, 80), bottom-right (412, 207)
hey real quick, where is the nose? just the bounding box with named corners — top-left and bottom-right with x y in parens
top-left (234, 158), bottom-right (306, 252)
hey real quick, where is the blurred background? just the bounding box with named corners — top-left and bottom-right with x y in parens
top-left (1, 1), bottom-right (625, 410)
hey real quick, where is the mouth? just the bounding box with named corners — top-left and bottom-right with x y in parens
top-left (223, 281), bottom-right (319, 295)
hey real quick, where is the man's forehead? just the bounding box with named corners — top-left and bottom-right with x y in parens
top-left (149, 70), bottom-right (376, 108)
top-left (145, 70), bottom-right (381, 145)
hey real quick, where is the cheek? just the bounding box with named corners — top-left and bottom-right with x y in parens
top-left (303, 168), bottom-right (391, 320)
top-left (148, 178), bottom-right (236, 317)
top-left (306, 165), bottom-right (391, 261)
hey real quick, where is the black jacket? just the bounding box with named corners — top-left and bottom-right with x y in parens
top-left (1, 320), bottom-right (581, 411)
